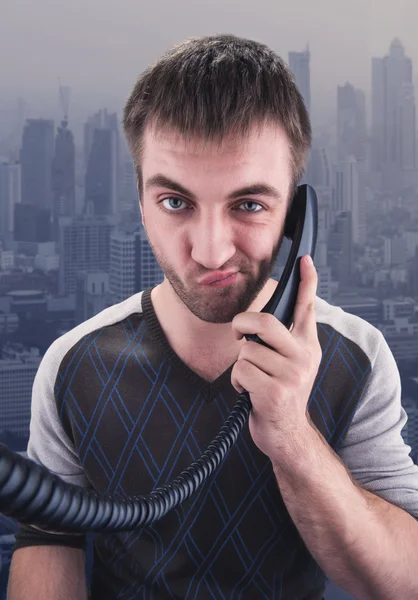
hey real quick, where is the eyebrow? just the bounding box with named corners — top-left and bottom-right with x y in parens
top-left (144, 173), bottom-right (283, 202)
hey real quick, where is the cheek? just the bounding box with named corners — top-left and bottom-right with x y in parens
top-left (240, 229), bottom-right (279, 259)
top-left (155, 228), bottom-right (189, 261)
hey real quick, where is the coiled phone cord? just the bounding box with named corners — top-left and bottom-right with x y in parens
top-left (0, 392), bottom-right (251, 533)
top-left (0, 184), bottom-right (317, 535)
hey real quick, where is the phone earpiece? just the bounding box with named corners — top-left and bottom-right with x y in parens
top-left (259, 184), bottom-right (318, 328)
top-left (283, 190), bottom-right (300, 240)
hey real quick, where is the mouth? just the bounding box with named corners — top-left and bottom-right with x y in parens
top-left (199, 272), bottom-right (239, 287)
top-left (198, 271), bottom-right (238, 285)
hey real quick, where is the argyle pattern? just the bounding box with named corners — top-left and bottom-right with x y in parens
top-left (55, 288), bottom-right (372, 599)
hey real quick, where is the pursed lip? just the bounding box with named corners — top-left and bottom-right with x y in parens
top-left (198, 271), bottom-right (238, 285)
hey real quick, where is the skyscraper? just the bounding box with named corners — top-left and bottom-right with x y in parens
top-left (51, 118), bottom-right (76, 239)
top-left (337, 83), bottom-right (367, 163)
top-left (20, 119), bottom-right (55, 209)
top-left (58, 214), bottom-right (117, 295)
top-left (371, 56), bottom-right (386, 172)
top-left (288, 46), bottom-right (311, 116)
top-left (327, 211), bottom-right (353, 288)
top-left (371, 39), bottom-right (416, 183)
top-left (0, 345), bottom-right (41, 438)
top-left (397, 82), bottom-right (416, 170)
top-left (135, 226), bottom-right (164, 291)
top-left (0, 161), bottom-right (21, 242)
top-left (334, 156), bottom-right (367, 246)
top-left (110, 229), bottom-right (137, 303)
top-left (307, 147), bottom-right (332, 188)
top-left (120, 157), bottom-right (139, 216)
top-left (84, 109), bottom-right (119, 216)
top-left (385, 39), bottom-right (413, 165)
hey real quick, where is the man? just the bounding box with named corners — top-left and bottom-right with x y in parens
top-left (8, 34), bottom-right (418, 600)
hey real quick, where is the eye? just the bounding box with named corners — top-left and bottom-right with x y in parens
top-left (237, 201), bottom-right (263, 213)
top-left (160, 197), bottom-right (189, 211)
top-left (159, 197), bottom-right (265, 213)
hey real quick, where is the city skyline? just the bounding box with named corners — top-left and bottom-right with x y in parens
top-left (2, 0), bottom-right (418, 127)
top-left (0, 16), bottom-right (418, 600)
top-left (1, 35), bottom-right (417, 159)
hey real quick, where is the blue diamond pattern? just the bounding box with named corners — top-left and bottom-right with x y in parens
top-left (55, 314), bottom-right (371, 599)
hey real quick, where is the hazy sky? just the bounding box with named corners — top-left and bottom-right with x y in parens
top-left (2, 0), bottom-right (418, 126)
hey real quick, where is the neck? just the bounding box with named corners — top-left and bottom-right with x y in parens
top-left (151, 278), bottom-right (278, 352)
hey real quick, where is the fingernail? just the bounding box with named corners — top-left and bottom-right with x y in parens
top-left (305, 255), bottom-right (313, 266)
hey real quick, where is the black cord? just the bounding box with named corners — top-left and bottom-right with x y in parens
top-left (0, 392), bottom-right (251, 533)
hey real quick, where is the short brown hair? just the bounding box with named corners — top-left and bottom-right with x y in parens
top-left (123, 34), bottom-right (311, 200)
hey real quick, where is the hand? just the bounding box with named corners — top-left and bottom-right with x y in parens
top-left (230, 255), bottom-right (322, 459)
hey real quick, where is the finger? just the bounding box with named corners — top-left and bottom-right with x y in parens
top-left (238, 340), bottom-right (288, 378)
top-left (291, 255), bottom-right (318, 340)
top-left (232, 312), bottom-right (300, 358)
top-left (231, 357), bottom-right (273, 397)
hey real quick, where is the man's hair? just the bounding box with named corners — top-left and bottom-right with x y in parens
top-left (123, 34), bottom-right (311, 201)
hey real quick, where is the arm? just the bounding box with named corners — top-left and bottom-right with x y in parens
top-left (8, 544), bottom-right (88, 600)
top-left (270, 331), bottom-right (418, 600)
top-left (271, 421), bottom-right (418, 600)
top-left (8, 336), bottom-right (93, 598)
top-left (232, 260), bottom-right (418, 599)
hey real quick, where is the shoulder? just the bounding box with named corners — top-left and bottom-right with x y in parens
top-left (27, 291), bottom-right (147, 483)
top-left (314, 295), bottom-right (387, 371)
top-left (315, 295), bottom-right (402, 448)
top-left (42, 291), bottom-right (146, 379)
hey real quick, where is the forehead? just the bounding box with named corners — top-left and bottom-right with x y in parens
top-left (141, 122), bottom-right (292, 171)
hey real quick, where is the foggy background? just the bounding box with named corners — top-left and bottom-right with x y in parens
top-left (1, 1), bottom-right (418, 599)
top-left (2, 0), bottom-right (418, 128)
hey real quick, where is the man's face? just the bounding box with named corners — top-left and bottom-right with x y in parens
top-left (138, 122), bottom-right (293, 324)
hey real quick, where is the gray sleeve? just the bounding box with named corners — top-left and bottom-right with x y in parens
top-left (338, 331), bottom-right (418, 519)
top-left (27, 339), bottom-right (91, 489)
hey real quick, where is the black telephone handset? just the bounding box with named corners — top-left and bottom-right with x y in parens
top-left (0, 184), bottom-right (319, 533)
top-left (245, 183), bottom-right (318, 346)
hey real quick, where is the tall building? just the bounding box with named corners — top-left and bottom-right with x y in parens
top-left (84, 109), bottom-right (119, 216)
top-left (337, 83), bottom-right (367, 162)
top-left (371, 56), bottom-right (386, 172)
top-left (408, 247), bottom-right (418, 296)
top-left (20, 119), bottom-right (55, 209)
top-left (316, 186), bottom-right (334, 238)
top-left (288, 46), bottom-right (311, 116)
top-left (334, 156), bottom-right (366, 245)
top-left (315, 238), bottom-right (332, 302)
top-left (383, 235), bottom-right (408, 265)
top-left (51, 118), bottom-right (76, 239)
top-left (0, 344), bottom-right (41, 438)
top-left (306, 147), bottom-right (332, 188)
top-left (85, 129), bottom-right (115, 216)
top-left (397, 82), bottom-right (416, 170)
top-left (4, 97), bottom-right (29, 161)
top-left (385, 39), bottom-right (413, 165)
top-left (110, 230), bottom-right (137, 303)
top-left (405, 229), bottom-right (418, 259)
top-left (135, 226), bottom-right (164, 291)
top-left (58, 214), bottom-right (117, 295)
top-left (120, 157), bottom-right (139, 215)
top-left (371, 39), bottom-right (416, 181)
top-left (0, 161), bottom-right (21, 241)
top-left (354, 158), bottom-right (367, 246)
top-left (327, 211), bottom-right (353, 288)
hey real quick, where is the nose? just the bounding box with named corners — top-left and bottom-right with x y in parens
top-left (190, 211), bottom-right (236, 270)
